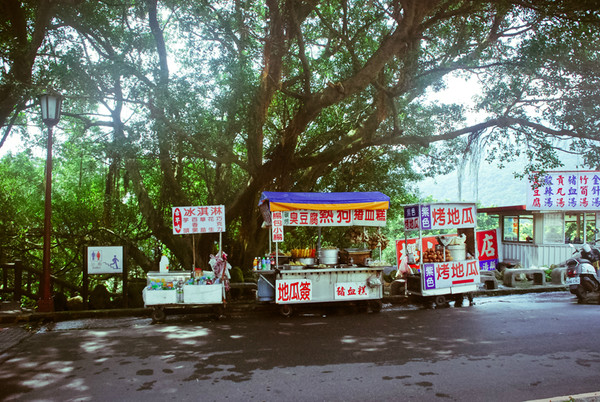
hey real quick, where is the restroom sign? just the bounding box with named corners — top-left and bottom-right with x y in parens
top-left (87, 246), bottom-right (124, 274)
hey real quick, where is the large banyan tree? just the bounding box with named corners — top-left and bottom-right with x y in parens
top-left (1, 1), bottom-right (599, 272)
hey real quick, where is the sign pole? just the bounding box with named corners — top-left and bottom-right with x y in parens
top-left (192, 235), bottom-right (196, 269)
top-left (83, 246), bottom-right (89, 309)
top-left (122, 246), bottom-right (128, 308)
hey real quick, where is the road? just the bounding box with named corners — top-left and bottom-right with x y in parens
top-left (1, 292), bottom-right (599, 402)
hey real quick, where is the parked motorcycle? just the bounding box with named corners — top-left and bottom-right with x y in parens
top-left (565, 232), bottom-right (600, 304)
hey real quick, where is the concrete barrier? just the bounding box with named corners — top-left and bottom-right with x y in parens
top-left (551, 267), bottom-right (567, 285)
top-left (480, 271), bottom-right (499, 290)
top-left (503, 268), bottom-right (546, 287)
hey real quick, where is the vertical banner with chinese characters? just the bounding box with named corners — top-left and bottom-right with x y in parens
top-left (527, 171), bottom-right (600, 210)
top-left (404, 204), bottom-right (477, 231)
top-left (271, 211), bottom-right (284, 243)
top-left (276, 279), bottom-right (312, 303)
top-left (172, 205), bottom-right (225, 234)
top-left (476, 229), bottom-right (499, 271)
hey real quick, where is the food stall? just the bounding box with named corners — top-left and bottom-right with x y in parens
top-left (142, 205), bottom-right (228, 323)
top-left (401, 202), bottom-right (480, 307)
top-left (257, 191), bottom-right (390, 316)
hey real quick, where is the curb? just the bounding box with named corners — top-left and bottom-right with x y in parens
top-left (0, 285), bottom-right (570, 325)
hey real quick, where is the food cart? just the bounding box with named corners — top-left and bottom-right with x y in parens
top-left (400, 202), bottom-right (480, 307)
top-left (142, 257), bottom-right (227, 323)
top-left (257, 191), bottom-right (390, 316)
top-left (142, 205), bottom-right (228, 323)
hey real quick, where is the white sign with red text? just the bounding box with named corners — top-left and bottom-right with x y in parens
top-left (172, 205), bottom-right (225, 235)
top-left (282, 209), bottom-right (386, 227)
top-left (334, 282), bottom-right (371, 300)
top-left (276, 279), bottom-right (312, 303)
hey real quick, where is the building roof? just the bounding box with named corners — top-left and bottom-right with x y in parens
top-left (478, 205), bottom-right (528, 214)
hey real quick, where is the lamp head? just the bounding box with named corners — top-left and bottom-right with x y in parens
top-left (39, 92), bottom-right (63, 127)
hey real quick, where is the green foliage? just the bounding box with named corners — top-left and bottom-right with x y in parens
top-left (230, 266), bottom-right (244, 283)
top-left (1, 1), bottom-right (600, 295)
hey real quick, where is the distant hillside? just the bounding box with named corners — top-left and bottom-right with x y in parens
top-left (417, 152), bottom-right (585, 207)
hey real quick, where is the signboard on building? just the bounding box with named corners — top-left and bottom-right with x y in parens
top-left (526, 171), bottom-right (600, 211)
top-left (172, 205), bottom-right (225, 234)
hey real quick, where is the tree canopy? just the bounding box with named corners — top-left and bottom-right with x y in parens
top-left (1, 0), bottom-right (599, 275)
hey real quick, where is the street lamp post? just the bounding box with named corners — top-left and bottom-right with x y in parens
top-left (38, 92), bottom-right (62, 312)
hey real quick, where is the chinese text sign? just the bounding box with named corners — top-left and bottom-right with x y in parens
top-left (276, 279), bottom-right (312, 303)
top-left (281, 209), bottom-right (386, 227)
top-left (476, 229), bottom-right (499, 271)
top-left (334, 282), bottom-right (371, 300)
top-left (272, 211), bottom-right (284, 243)
top-left (404, 204), bottom-right (476, 231)
top-left (172, 205), bottom-right (225, 234)
top-left (423, 260), bottom-right (479, 290)
top-left (526, 171), bottom-right (600, 210)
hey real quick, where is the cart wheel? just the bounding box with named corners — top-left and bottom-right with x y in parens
top-left (279, 304), bottom-right (294, 318)
top-left (369, 300), bottom-right (383, 313)
top-left (434, 295), bottom-right (448, 308)
top-left (151, 307), bottom-right (166, 323)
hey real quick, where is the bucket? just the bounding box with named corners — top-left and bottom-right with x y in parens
top-left (257, 276), bottom-right (275, 302)
top-left (447, 244), bottom-right (466, 261)
top-left (319, 248), bottom-right (339, 265)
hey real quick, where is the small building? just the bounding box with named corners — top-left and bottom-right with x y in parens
top-left (478, 205), bottom-right (599, 269)
top-left (478, 170), bottom-right (600, 269)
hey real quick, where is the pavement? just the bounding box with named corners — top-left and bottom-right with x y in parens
top-left (0, 282), bottom-right (570, 352)
top-left (1, 283), bottom-right (599, 401)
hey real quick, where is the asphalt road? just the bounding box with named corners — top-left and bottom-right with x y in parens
top-left (1, 291), bottom-right (599, 402)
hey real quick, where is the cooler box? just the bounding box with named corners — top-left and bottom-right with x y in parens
top-left (183, 284), bottom-right (223, 304)
top-left (143, 288), bottom-right (178, 305)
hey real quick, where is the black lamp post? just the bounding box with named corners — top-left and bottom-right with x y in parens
top-left (38, 92), bottom-right (62, 312)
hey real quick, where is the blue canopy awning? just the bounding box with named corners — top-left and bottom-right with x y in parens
top-left (259, 191), bottom-right (390, 212)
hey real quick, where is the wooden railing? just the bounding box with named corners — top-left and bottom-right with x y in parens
top-left (1, 260), bottom-right (257, 310)
top-left (1, 260), bottom-right (82, 303)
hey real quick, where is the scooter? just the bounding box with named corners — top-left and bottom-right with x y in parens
top-left (565, 233), bottom-right (600, 304)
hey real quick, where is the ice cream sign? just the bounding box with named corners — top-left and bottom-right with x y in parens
top-left (172, 205), bottom-right (225, 234)
top-left (404, 203), bottom-right (476, 231)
